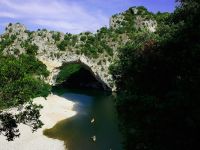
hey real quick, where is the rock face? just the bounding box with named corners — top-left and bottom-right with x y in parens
top-left (135, 16), bottom-right (157, 32)
top-left (109, 13), bottom-right (125, 30)
top-left (109, 7), bottom-right (157, 32)
top-left (2, 23), bottom-right (115, 91)
top-left (0, 7), bottom-right (158, 91)
top-left (33, 34), bottom-right (114, 90)
top-left (39, 53), bottom-right (112, 90)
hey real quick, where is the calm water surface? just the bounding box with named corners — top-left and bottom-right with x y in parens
top-left (43, 87), bottom-right (123, 150)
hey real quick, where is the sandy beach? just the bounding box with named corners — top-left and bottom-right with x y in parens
top-left (0, 94), bottom-right (77, 150)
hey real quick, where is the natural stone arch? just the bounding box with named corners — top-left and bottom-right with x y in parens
top-left (56, 61), bottom-right (110, 90)
top-left (2, 23), bottom-right (117, 91)
top-left (1, 9), bottom-right (158, 92)
top-left (38, 54), bottom-right (112, 91)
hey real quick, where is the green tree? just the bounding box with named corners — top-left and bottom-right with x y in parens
top-left (0, 53), bottom-right (50, 140)
top-left (111, 1), bottom-right (200, 149)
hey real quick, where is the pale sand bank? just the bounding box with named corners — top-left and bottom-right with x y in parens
top-left (0, 94), bottom-right (77, 150)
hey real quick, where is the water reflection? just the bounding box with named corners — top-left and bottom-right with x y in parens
top-left (44, 88), bottom-right (123, 150)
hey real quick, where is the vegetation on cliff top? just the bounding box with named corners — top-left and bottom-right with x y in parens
top-left (54, 6), bottom-right (161, 58)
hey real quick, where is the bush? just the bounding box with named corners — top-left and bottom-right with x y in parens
top-left (57, 41), bottom-right (66, 51)
top-left (52, 32), bottom-right (61, 41)
top-left (80, 36), bottom-right (87, 42)
top-left (0, 34), bottom-right (16, 52)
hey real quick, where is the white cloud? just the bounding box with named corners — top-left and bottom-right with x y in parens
top-left (32, 19), bottom-right (89, 33)
top-left (0, 12), bottom-right (17, 18)
top-left (0, 0), bottom-right (109, 33)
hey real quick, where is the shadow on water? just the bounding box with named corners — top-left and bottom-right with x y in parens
top-left (43, 87), bottom-right (123, 150)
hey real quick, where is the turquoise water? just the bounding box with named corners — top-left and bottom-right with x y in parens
top-left (43, 87), bottom-right (123, 150)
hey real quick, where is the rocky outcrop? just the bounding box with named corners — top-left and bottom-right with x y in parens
top-left (135, 16), bottom-right (157, 32)
top-left (1, 23), bottom-right (115, 91)
top-left (109, 7), bottom-right (157, 32)
top-left (109, 13), bottom-right (125, 30)
top-left (0, 7), bottom-right (158, 91)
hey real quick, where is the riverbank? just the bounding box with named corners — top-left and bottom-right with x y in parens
top-left (0, 94), bottom-right (77, 150)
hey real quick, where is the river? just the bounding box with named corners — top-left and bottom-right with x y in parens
top-left (43, 87), bottom-right (123, 150)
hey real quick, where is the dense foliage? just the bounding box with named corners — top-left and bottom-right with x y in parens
top-left (20, 40), bottom-right (39, 55)
top-left (0, 55), bottom-right (50, 109)
top-left (57, 33), bottom-right (78, 51)
top-left (56, 28), bottom-right (114, 58)
top-left (0, 35), bottom-right (50, 140)
top-left (0, 34), bottom-right (16, 52)
top-left (111, 0), bottom-right (200, 150)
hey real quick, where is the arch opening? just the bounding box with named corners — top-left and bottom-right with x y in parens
top-left (55, 62), bottom-right (108, 90)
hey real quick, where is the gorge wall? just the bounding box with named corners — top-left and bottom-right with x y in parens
top-left (0, 7), bottom-right (158, 91)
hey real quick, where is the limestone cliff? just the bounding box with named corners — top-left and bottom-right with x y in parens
top-left (0, 7), bottom-right (158, 91)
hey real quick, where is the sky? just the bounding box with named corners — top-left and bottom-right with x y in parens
top-left (0, 0), bottom-right (176, 34)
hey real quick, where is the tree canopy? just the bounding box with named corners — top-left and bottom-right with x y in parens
top-left (110, 0), bottom-right (200, 149)
top-left (0, 53), bottom-right (50, 140)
